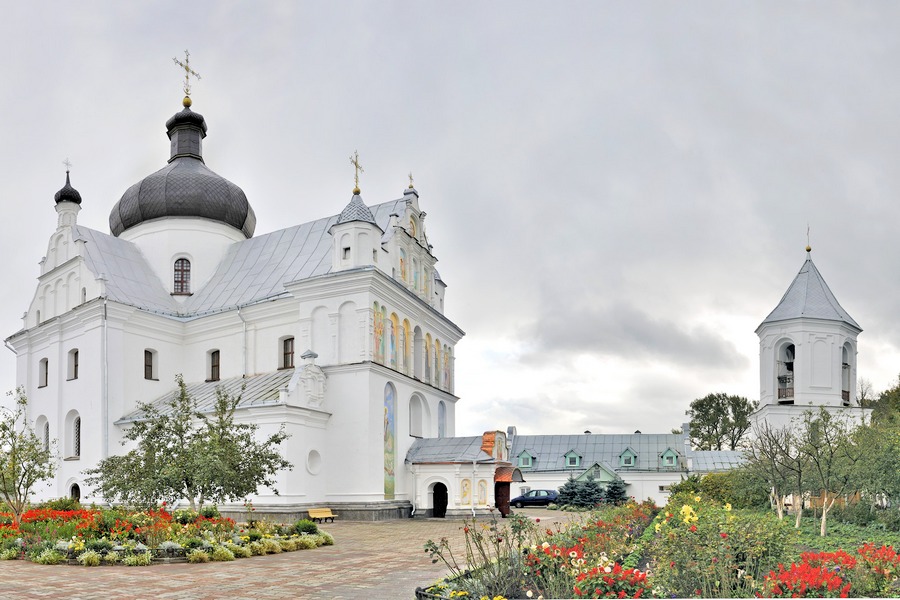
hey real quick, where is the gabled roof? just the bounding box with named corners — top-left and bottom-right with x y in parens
top-left (405, 437), bottom-right (497, 464)
top-left (759, 253), bottom-right (860, 331)
top-left (116, 370), bottom-right (296, 424)
top-left (690, 450), bottom-right (746, 473)
top-left (75, 198), bottom-right (406, 319)
top-left (510, 433), bottom-right (686, 473)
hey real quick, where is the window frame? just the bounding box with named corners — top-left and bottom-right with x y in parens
top-left (282, 337), bottom-right (295, 369)
top-left (208, 349), bottom-right (220, 382)
top-left (173, 258), bottom-right (192, 295)
top-left (38, 358), bottom-right (49, 388)
top-left (67, 349), bottom-right (79, 381)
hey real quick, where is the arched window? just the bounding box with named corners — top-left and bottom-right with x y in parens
top-left (841, 343), bottom-right (852, 405)
top-left (67, 349), bottom-right (79, 380)
top-left (65, 410), bottom-right (81, 459)
top-left (81, 288), bottom-right (87, 304)
top-left (35, 415), bottom-right (49, 453)
top-left (144, 349), bottom-right (157, 380)
top-left (73, 417), bottom-right (81, 457)
top-left (43, 421), bottom-right (50, 453)
top-left (38, 358), bottom-right (49, 388)
top-left (70, 483), bottom-right (80, 502)
top-left (777, 342), bottom-right (795, 404)
top-left (281, 337), bottom-right (295, 369)
top-left (438, 401), bottom-right (446, 438)
top-left (208, 349), bottom-right (220, 382)
top-left (409, 396), bottom-right (424, 438)
top-left (173, 258), bottom-right (191, 294)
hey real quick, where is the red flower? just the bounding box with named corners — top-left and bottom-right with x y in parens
top-left (720, 532), bottom-right (728, 539)
top-left (689, 525), bottom-right (697, 532)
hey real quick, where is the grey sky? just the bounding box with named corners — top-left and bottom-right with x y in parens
top-left (3, 2), bottom-right (899, 437)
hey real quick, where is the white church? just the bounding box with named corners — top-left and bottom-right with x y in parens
top-left (6, 82), bottom-right (872, 518)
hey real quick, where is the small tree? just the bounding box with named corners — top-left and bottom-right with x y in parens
top-left (0, 388), bottom-right (56, 523)
top-left (576, 474), bottom-right (604, 507)
top-left (557, 475), bottom-right (580, 507)
top-left (86, 375), bottom-right (292, 509)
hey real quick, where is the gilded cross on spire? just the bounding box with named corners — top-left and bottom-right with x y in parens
top-left (173, 49), bottom-right (201, 107)
top-left (408, 171), bottom-right (415, 189)
top-left (350, 150), bottom-right (364, 194)
top-left (63, 157), bottom-right (72, 173)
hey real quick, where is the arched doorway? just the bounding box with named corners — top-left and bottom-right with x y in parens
top-left (70, 483), bottom-right (81, 503)
top-left (432, 483), bottom-right (448, 518)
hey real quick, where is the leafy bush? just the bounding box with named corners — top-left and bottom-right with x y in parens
top-left (278, 538), bottom-right (297, 551)
top-left (296, 536), bottom-right (318, 550)
top-left (123, 551), bottom-right (152, 566)
top-left (830, 501), bottom-right (877, 528)
top-left (37, 497), bottom-right (82, 511)
top-left (103, 551), bottom-right (120, 564)
top-left (85, 538), bottom-right (113, 552)
top-left (316, 531), bottom-right (335, 546)
top-left (248, 541), bottom-right (265, 556)
top-left (247, 529), bottom-right (263, 542)
top-left (182, 537), bottom-right (205, 550)
top-left (295, 519), bottom-right (318, 535)
top-left (33, 548), bottom-right (65, 565)
top-left (77, 550), bottom-right (101, 566)
top-left (0, 548), bottom-right (19, 560)
top-left (261, 538), bottom-right (282, 554)
top-left (210, 544), bottom-right (235, 561)
top-left (226, 542), bottom-right (251, 558)
top-left (187, 548), bottom-right (209, 563)
top-left (199, 505), bottom-right (221, 519)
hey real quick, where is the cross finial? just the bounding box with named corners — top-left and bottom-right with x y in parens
top-left (172, 49), bottom-right (202, 106)
top-left (408, 171), bottom-right (414, 189)
top-left (350, 150), bottom-right (364, 194)
top-left (62, 157), bottom-right (72, 173)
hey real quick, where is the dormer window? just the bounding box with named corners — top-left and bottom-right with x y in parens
top-left (564, 450), bottom-right (581, 468)
top-left (174, 258), bottom-right (191, 294)
top-left (518, 451), bottom-right (534, 468)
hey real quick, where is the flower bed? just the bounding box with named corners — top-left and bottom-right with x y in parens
top-left (0, 503), bottom-right (334, 566)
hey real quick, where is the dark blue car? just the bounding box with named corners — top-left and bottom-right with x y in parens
top-left (510, 489), bottom-right (559, 508)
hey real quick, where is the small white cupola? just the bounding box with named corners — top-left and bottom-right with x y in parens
top-left (753, 246), bottom-right (862, 429)
top-left (329, 153), bottom-right (384, 272)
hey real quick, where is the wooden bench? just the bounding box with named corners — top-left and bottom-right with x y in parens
top-left (308, 508), bottom-right (337, 523)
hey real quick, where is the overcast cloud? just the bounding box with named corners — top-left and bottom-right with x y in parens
top-left (2, 2), bottom-right (900, 437)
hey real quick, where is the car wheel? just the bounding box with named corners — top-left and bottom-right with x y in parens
top-left (515, 501), bottom-right (524, 508)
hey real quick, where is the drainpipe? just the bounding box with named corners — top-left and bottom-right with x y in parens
top-left (101, 298), bottom-right (108, 459)
top-left (237, 306), bottom-right (248, 377)
top-left (472, 459), bottom-right (477, 517)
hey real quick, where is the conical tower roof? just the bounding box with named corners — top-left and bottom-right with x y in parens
top-left (336, 193), bottom-right (378, 227)
top-left (759, 251), bottom-right (860, 331)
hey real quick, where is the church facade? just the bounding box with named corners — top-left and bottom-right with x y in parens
top-left (6, 95), bottom-right (472, 518)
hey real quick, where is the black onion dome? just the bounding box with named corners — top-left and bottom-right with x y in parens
top-left (108, 105), bottom-right (256, 238)
top-left (54, 172), bottom-right (82, 204)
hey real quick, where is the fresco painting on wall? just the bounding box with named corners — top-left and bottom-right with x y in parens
top-left (384, 383), bottom-right (396, 499)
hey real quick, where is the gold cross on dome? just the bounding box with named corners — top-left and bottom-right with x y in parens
top-left (408, 171), bottom-right (414, 189)
top-left (350, 150), bottom-right (364, 193)
top-left (62, 157), bottom-right (72, 173)
top-left (173, 49), bottom-right (202, 97)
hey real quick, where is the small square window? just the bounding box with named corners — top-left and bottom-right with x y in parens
top-left (566, 455), bottom-right (580, 467)
top-left (623, 455), bottom-right (634, 466)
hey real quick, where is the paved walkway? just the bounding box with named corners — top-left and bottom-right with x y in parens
top-left (1, 508), bottom-right (567, 600)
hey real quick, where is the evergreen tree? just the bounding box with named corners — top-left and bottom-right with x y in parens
top-left (557, 475), bottom-right (580, 507)
top-left (605, 477), bottom-right (628, 505)
top-left (577, 474), bottom-right (604, 507)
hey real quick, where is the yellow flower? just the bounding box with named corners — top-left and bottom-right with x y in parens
top-left (724, 503), bottom-right (732, 511)
top-left (694, 496), bottom-right (702, 502)
top-left (654, 523), bottom-right (661, 532)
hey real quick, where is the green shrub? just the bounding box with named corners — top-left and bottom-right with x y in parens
top-left (85, 538), bottom-right (113, 553)
top-left (295, 536), bottom-right (318, 550)
top-left (182, 537), bottom-right (205, 550)
top-left (0, 548), bottom-right (19, 560)
top-left (33, 548), bottom-right (65, 565)
top-left (25, 540), bottom-right (54, 561)
top-left (187, 548), bottom-right (210, 563)
top-left (247, 529), bottom-right (263, 542)
top-left (77, 550), bottom-right (101, 567)
top-left (123, 552), bottom-right (152, 566)
top-left (173, 509), bottom-right (200, 525)
top-left (831, 502), bottom-right (877, 528)
top-left (261, 538), bottom-right (282, 554)
top-left (226, 542), bottom-right (251, 558)
top-left (875, 507), bottom-right (900, 532)
top-left (37, 497), bottom-right (82, 511)
top-left (316, 531), bottom-right (335, 546)
top-left (248, 541), bottom-right (265, 556)
top-left (103, 551), bottom-right (120, 564)
top-left (295, 519), bottom-right (318, 535)
top-left (199, 505), bottom-right (221, 519)
top-left (278, 538), bottom-right (297, 551)
top-left (210, 545), bottom-right (235, 561)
